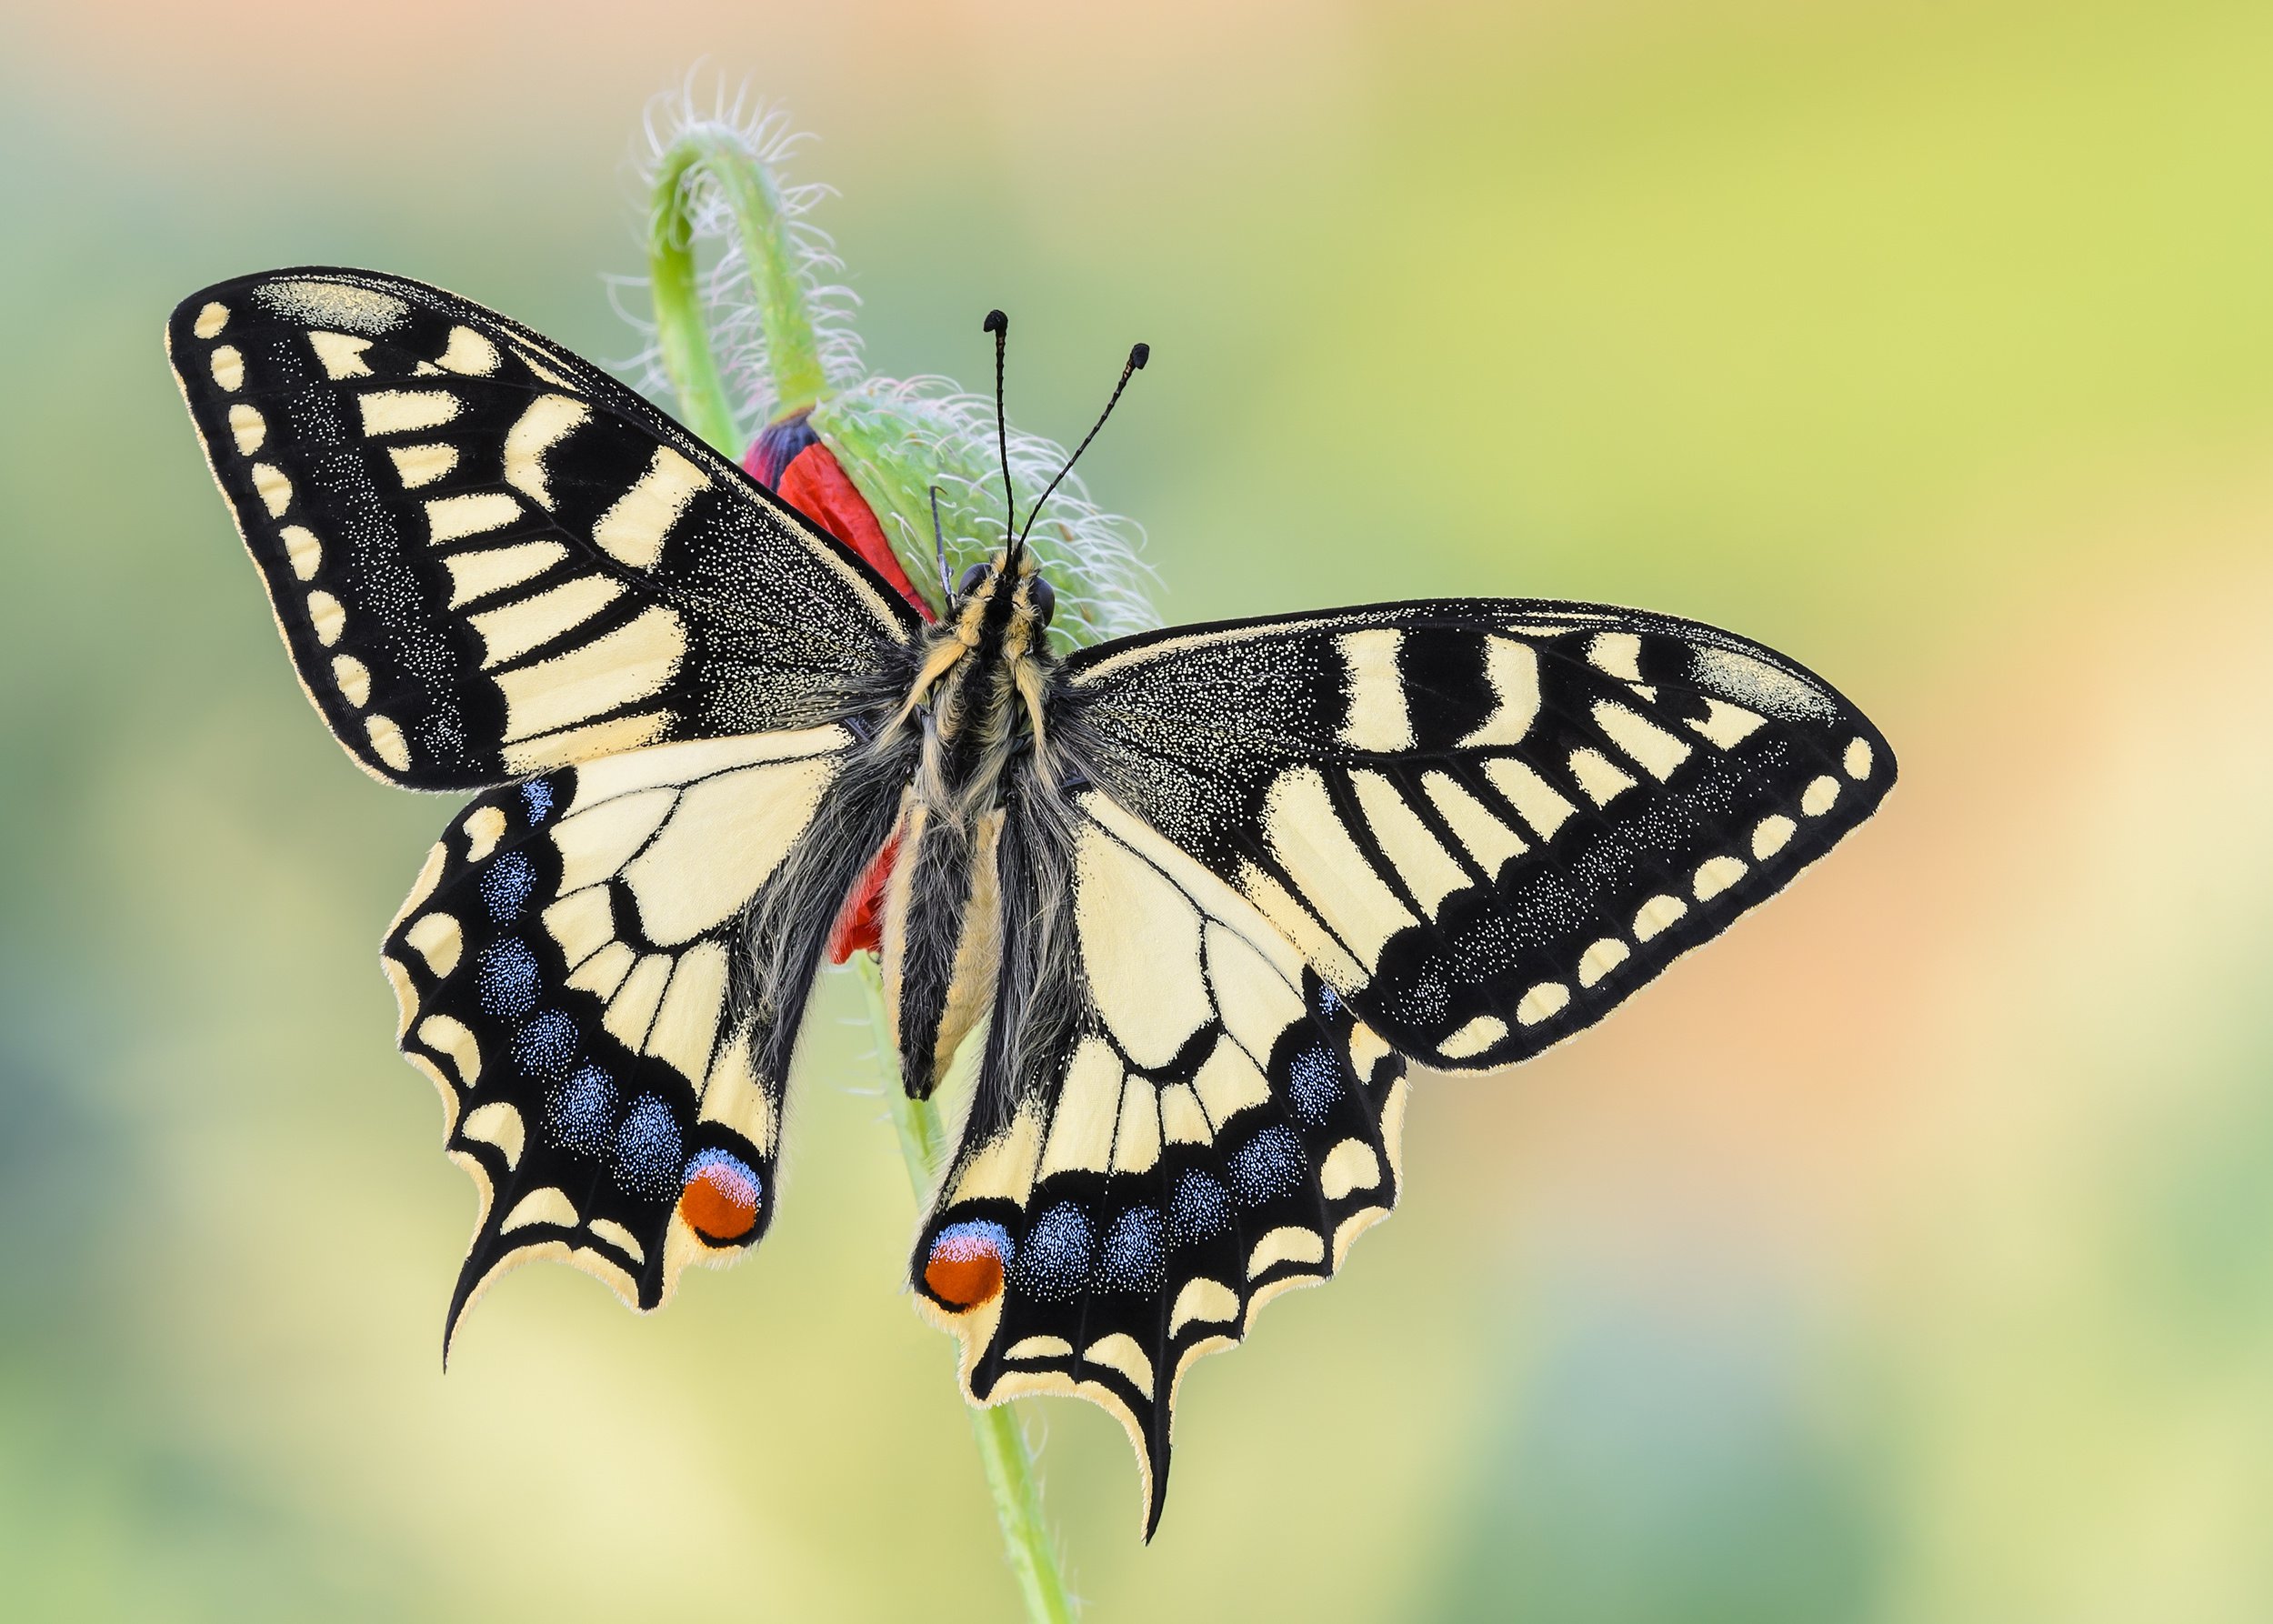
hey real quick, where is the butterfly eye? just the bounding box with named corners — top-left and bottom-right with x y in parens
top-left (956, 562), bottom-right (990, 598)
top-left (1029, 576), bottom-right (1056, 625)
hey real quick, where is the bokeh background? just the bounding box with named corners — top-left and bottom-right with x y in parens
top-left (5, 1), bottom-right (2271, 1618)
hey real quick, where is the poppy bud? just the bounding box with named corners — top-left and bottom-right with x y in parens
top-left (747, 407), bottom-right (935, 620)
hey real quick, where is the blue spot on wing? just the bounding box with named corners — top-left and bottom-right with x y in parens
top-left (1228, 1126), bottom-right (1305, 1206)
top-left (520, 778), bottom-right (556, 825)
top-left (512, 1010), bottom-right (578, 1079)
top-left (546, 1065), bottom-right (615, 1155)
top-left (1169, 1170), bottom-right (1231, 1247)
top-left (477, 939), bottom-right (539, 1018)
top-left (1287, 1044), bottom-right (1341, 1126)
top-left (612, 1094), bottom-right (683, 1198)
top-left (1098, 1207), bottom-right (1166, 1294)
top-left (933, 1217), bottom-right (1013, 1265)
top-left (480, 852), bottom-right (536, 920)
top-left (1013, 1203), bottom-right (1094, 1302)
top-left (685, 1147), bottom-right (764, 1203)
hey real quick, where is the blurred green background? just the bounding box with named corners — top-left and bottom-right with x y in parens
top-left (5, 0), bottom-right (2272, 1618)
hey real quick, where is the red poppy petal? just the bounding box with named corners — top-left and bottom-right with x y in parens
top-left (826, 832), bottom-right (899, 965)
top-left (772, 441), bottom-right (935, 621)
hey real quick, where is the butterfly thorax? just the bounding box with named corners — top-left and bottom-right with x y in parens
top-left (879, 550), bottom-right (1063, 1099)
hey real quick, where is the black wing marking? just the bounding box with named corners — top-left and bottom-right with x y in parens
top-left (1061, 598), bottom-right (1895, 1070)
top-left (382, 726), bottom-right (871, 1339)
top-left (911, 789), bottom-right (1408, 1538)
top-left (168, 268), bottom-right (917, 788)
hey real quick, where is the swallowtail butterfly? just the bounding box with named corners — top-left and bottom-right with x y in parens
top-left (169, 267), bottom-right (1895, 1535)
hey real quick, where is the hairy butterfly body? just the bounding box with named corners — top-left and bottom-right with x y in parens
top-left (170, 267), bottom-right (1896, 1536)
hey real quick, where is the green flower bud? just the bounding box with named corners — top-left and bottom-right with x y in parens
top-left (636, 92), bottom-right (1154, 645)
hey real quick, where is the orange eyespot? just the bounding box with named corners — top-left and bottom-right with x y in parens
top-left (925, 1221), bottom-right (1014, 1308)
top-left (678, 1150), bottom-right (762, 1244)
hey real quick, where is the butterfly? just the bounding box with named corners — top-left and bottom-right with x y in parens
top-left (169, 266), bottom-right (1895, 1536)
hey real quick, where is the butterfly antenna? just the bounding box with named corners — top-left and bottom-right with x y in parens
top-left (929, 485), bottom-right (952, 602)
top-left (982, 309), bottom-right (1016, 554)
top-left (1016, 341), bottom-right (1149, 550)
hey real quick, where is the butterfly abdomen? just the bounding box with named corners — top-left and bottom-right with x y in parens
top-left (881, 802), bottom-right (1005, 1099)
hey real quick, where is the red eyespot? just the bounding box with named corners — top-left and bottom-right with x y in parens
top-left (925, 1221), bottom-right (1014, 1308)
top-left (679, 1150), bottom-right (763, 1244)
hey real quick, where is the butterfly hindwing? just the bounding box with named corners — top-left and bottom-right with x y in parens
top-left (912, 789), bottom-right (1410, 1534)
top-left (383, 725), bottom-right (871, 1335)
top-left (1063, 598), bottom-right (1896, 1070)
top-left (168, 269), bottom-right (916, 789)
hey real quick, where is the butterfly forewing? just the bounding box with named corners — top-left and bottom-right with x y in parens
top-left (167, 269), bottom-right (916, 788)
top-left (1063, 599), bottom-right (1896, 1070)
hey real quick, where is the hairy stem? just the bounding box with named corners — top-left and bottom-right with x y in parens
top-left (649, 182), bottom-right (1070, 1618)
top-left (855, 957), bottom-right (1076, 1624)
top-left (648, 121), bottom-right (830, 454)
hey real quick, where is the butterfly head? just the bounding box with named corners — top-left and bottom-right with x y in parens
top-left (952, 548), bottom-right (1056, 632)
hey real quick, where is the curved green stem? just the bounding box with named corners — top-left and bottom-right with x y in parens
top-left (649, 198), bottom-right (1069, 1619)
top-left (648, 123), bottom-right (831, 455)
top-left (855, 958), bottom-right (1076, 1624)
